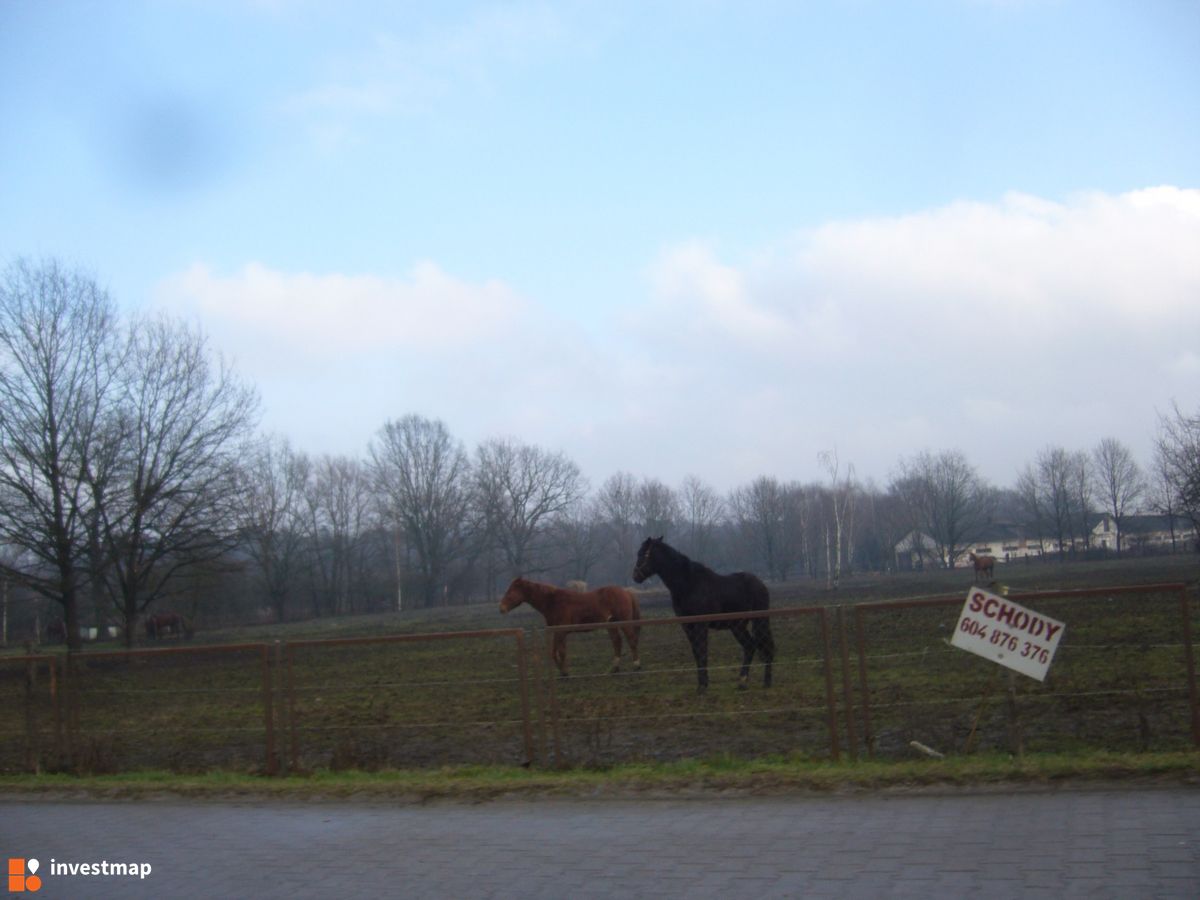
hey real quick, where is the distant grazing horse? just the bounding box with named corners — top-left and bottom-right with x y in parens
top-left (499, 577), bottom-right (641, 677)
top-left (145, 611), bottom-right (194, 641)
top-left (46, 618), bottom-right (66, 644)
top-left (969, 553), bottom-right (996, 582)
top-left (633, 537), bottom-right (774, 692)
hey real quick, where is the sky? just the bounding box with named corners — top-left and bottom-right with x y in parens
top-left (2, 0), bottom-right (1198, 494)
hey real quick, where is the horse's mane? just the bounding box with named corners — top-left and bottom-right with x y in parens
top-left (513, 577), bottom-right (570, 606)
top-left (655, 539), bottom-right (717, 579)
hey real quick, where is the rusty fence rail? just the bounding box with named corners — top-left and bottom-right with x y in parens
top-left (2, 581), bottom-right (1195, 775)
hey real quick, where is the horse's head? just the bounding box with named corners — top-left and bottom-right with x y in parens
top-left (498, 578), bottom-right (527, 614)
top-left (632, 536), bottom-right (664, 584)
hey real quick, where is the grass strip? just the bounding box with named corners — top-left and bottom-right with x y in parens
top-left (2, 751), bottom-right (1197, 803)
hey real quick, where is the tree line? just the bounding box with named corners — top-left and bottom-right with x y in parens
top-left (2, 259), bottom-right (1198, 648)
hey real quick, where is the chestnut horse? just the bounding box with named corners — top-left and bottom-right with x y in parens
top-left (145, 611), bottom-right (194, 640)
top-left (969, 552), bottom-right (996, 582)
top-left (499, 577), bottom-right (641, 677)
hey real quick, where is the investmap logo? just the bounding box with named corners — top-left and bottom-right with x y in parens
top-left (8, 857), bottom-right (152, 891)
top-left (7, 859), bottom-right (40, 893)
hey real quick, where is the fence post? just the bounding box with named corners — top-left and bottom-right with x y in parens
top-left (544, 628), bottom-right (564, 768)
top-left (853, 606), bottom-right (876, 758)
top-left (286, 643), bottom-right (299, 773)
top-left (49, 656), bottom-right (61, 770)
top-left (530, 629), bottom-right (548, 766)
top-left (24, 656), bottom-right (38, 774)
top-left (514, 630), bottom-right (534, 766)
top-left (261, 643), bottom-right (277, 775)
top-left (63, 653), bottom-right (78, 771)
top-left (835, 606), bottom-right (858, 761)
top-left (819, 609), bottom-right (841, 761)
top-left (1180, 586), bottom-right (1200, 748)
top-left (1006, 671), bottom-right (1024, 758)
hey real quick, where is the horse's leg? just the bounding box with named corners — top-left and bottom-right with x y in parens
top-left (683, 623), bottom-right (709, 692)
top-left (552, 633), bottom-right (568, 677)
top-left (755, 618), bottom-right (775, 688)
top-left (607, 625), bottom-right (622, 674)
top-left (730, 621), bottom-right (755, 689)
top-left (626, 623), bottom-right (641, 670)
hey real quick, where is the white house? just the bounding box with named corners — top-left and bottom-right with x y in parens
top-left (1091, 513), bottom-right (1196, 552)
top-left (897, 514), bottom-right (1197, 568)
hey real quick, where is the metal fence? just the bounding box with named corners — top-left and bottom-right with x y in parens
top-left (0, 655), bottom-right (58, 773)
top-left (282, 628), bottom-right (533, 771)
top-left (3, 582), bottom-right (1196, 774)
top-left (539, 607), bottom-right (838, 767)
top-left (849, 583), bottom-right (1200, 760)
top-left (59, 643), bottom-right (275, 774)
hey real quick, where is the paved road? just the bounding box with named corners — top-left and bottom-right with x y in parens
top-left (4, 787), bottom-right (1198, 898)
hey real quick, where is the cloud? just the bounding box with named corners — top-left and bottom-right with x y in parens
top-left (150, 258), bottom-right (648, 476)
top-left (150, 187), bottom-right (1200, 491)
top-left (285, 5), bottom-right (573, 141)
top-left (155, 261), bottom-right (527, 364)
top-left (632, 187), bottom-right (1200, 485)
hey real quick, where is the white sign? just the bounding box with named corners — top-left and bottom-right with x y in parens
top-left (950, 588), bottom-right (1065, 681)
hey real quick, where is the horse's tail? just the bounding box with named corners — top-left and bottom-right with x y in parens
top-left (623, 590), bottom-right (642, 646)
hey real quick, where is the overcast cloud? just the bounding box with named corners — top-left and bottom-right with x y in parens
top-left (154, 186), bottom-right (1200, 490)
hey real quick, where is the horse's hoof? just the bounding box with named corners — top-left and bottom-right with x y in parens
top-left (737, 681), bottom-right (748, 691)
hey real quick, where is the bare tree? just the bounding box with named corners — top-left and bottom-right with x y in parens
top-left (728, 476), bottom-right (798, 581)
top-left (819, 449), bottom-right (857, 589)
top-left (1017, 446), bottom-right (1079, 557)
top-left (1092, 437), bottom-right (1145, 553)
top-left (852, 478), bottom-right (907, 572)
top-left (1156, 402), bottom-right (1200, 538)
top-left (636, 477), bottom-right (679, 538)
top-left (1148, 442), bottom-right (1185, 552)
top-left (890, 450), bottom-right (994, 569)
top-left (96, 315), bottom-right (259, 644)
top-left (0, 259), bottom-right (120, 649)
top-left (299, 455), bottom-right (375, 616)
top-left (1068, 450), bottom-right (1094, 549)
top-left (370, 415), bottom-right (473, 608)
top-left (553, 497), bottom-right (606, 583)
top-left (597, 471), bottom-right (639, 573)
top-left (678, 474), bottom-right (724, 560)
top-left (474, 437), bottom-right (584, 577)
top-left (234, 436), bottom-right (307, 623)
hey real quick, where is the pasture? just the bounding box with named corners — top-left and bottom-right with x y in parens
top-left (2, 553), bottom-right (1197, 776)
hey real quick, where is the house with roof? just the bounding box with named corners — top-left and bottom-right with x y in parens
top-left (1091, 513), bottom-right (1196, 553)
top-left (896, 514), bottom-right (1197, 569)
top-left (894, 523), bottom-right (1044, 570)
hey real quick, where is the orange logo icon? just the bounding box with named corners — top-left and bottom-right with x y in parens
top-left (7, 859), bottom-right (40, 893)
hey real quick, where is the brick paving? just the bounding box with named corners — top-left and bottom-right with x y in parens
top-left (3, 786), bottom-right (1198, 898)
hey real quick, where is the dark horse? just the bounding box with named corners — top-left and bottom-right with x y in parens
top-left (145, 611), bottom-right (194, 640)
top-left (969, 552), bottom-right (996, 582)
top-left (632, 537), bottom-right (774, 692)
top-left (499, 577), bottom-right (642, 677)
